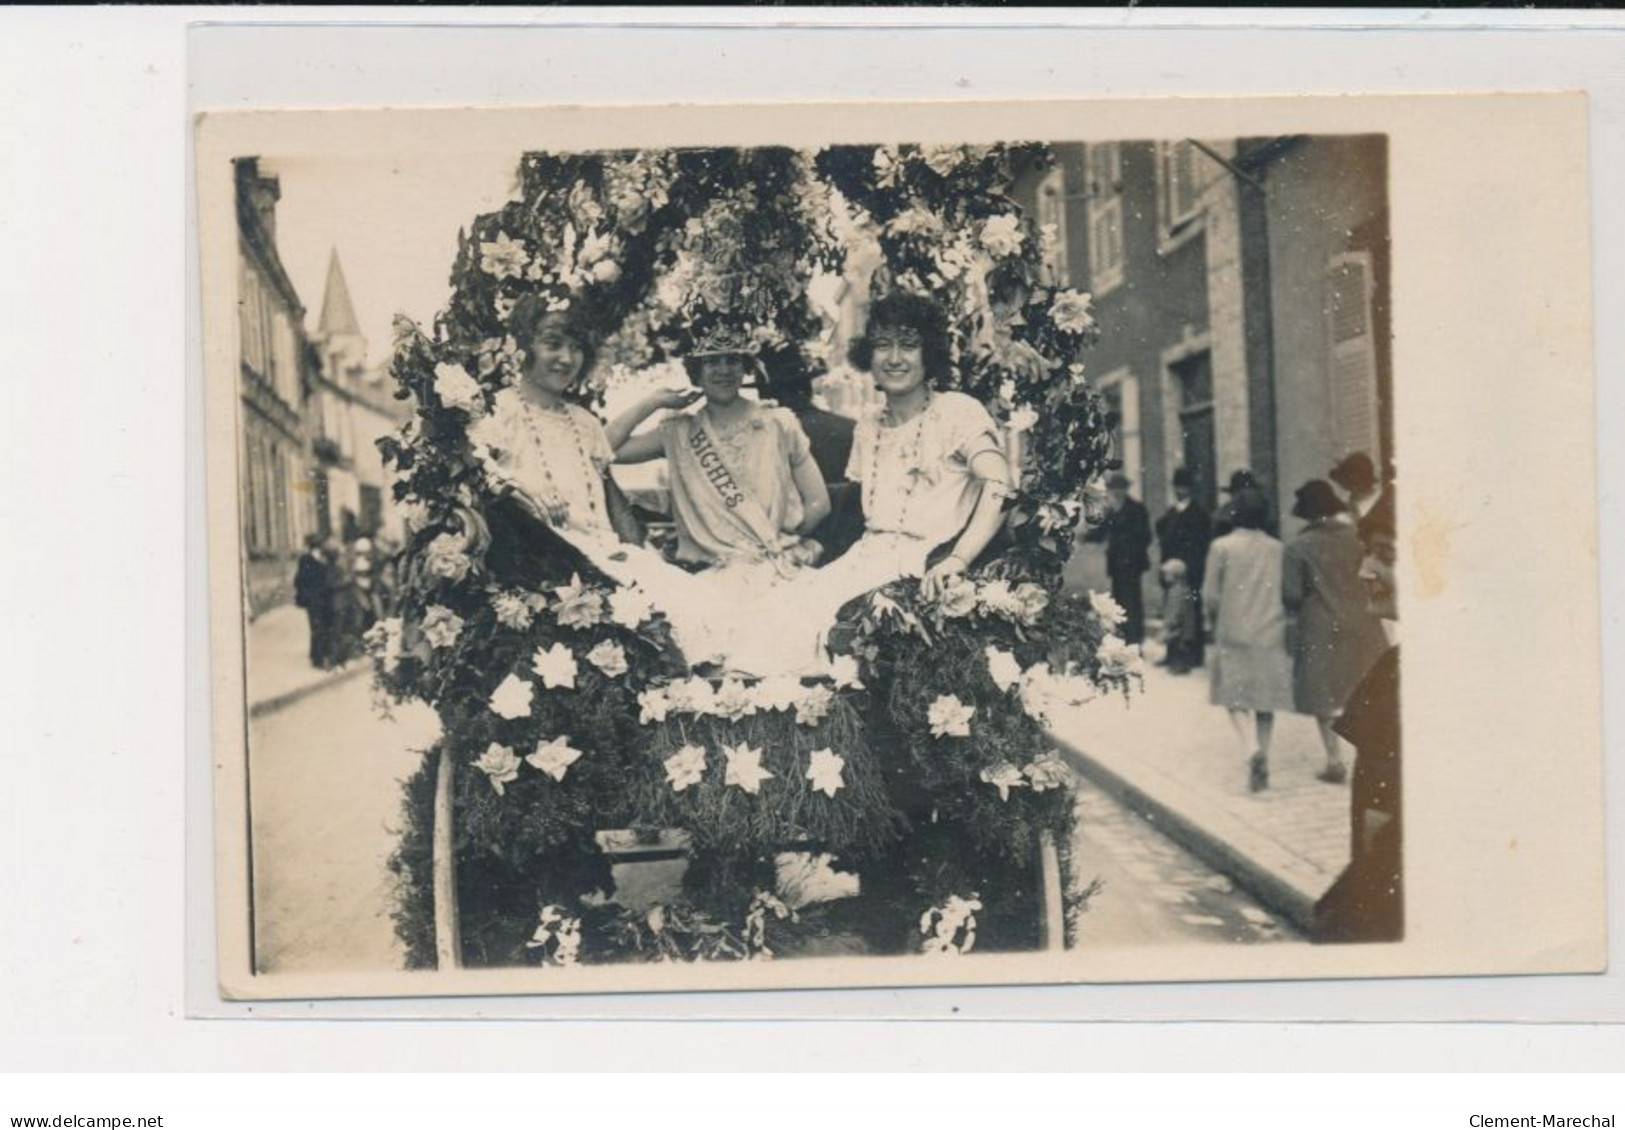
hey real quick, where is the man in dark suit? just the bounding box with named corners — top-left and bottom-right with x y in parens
top-left (1085, 472), bottom-right (1153, 645)
top-left (759, 350), bottom-right (861, 561)
top-left (292, 534), bottom-right (334, 669)
top-left (1155, 467), bottom-right (1213, 671)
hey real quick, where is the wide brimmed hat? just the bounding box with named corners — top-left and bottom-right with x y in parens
top-left (1329, 451), bottom-right (1377, 490)
top-left (1172, 467), bottom-right (1195, 488)
top-left (1221, 469), bottom-right (1261, 494)
top-left (688, 323), bottom-right (762, 359)
top-left (1291, 479), bottom-right (1346, 522)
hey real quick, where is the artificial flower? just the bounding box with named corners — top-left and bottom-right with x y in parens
top-left (979, 761), bottom-right (1028, 802)
top-left (936, 574), bottom-right (979, 618)
top-left (474, 743), bottom-right (521, 795)
top-left (795, 685), bottom-right (835, 728)
top-left (433, 362), bottom-right (486, 418)
top-left (590, 258), bottom-right (623, 284)
top-left (919, 895), bottom-right (982, 956)
top-left (723, 742), bottom-right (774, 795)
top-left (493, 293), bottom-right (517, 321)
top-left (420, 605), bottom-right (465, 650)
top-left (608, 585), bottom-right (657, 628)
top-left (525, 905), bottom-right (582, 966)
top-left (531, 642), bottom-right (579, 689)
top-left (977, 579), bottom-right (1023, 619)
top-left (638, 687), bottom-right (672, 725)
top-left (744, 890), bottom-right (795, 958)
top-left (921, 144), bottom-right (963, 176)
top-left (886, 206), bottom-right (944, 237)
top-left (363, 617), bottom-right (404, 674)
top-left (1096, 634), bottom-right (1143, 678)
top-left (526, 736), bottom-right (584, 782)
top-left (872, 147), bottom-right (903, 188)
top-left (479, 231), bottom-right (529, 280)
top-left (489, 674), bottom-right (535, 721)
top-left (1012, 582), bottom-right (1050, 626)
top-left (827, 654), bottom-right (864, 691)
top-left (490, 591), bottom-right (535, 631)
top-left (1049, 289), bottom-right (1096, 335)
top-left (712, 678), bottom-right (758, 722)
top-left (664, 744), bottom-right (707, 793)
top-left (1037, 500), bottom-right (1082, 534)
top-left (753, 675), bottom-right (805, 713)
top-left (422, 532), bottom-right (473, 584)
top-left (1023, 751), bottom-right (1073, 793)
top-left (927, 694), bottom-right (975, 739)
top-left (669, 676), bottom-right (716, 717)
top-left (586, 640), bottom-right (629, 679)
top-left (1007, 403), bottom-right (1040, 434)
top-left (979, 213), bottom-right (1025, 258)
top-left (1089, 590), bottom-right (1127, 629)
top-left (984, 645), bottom-right (1024, 693)
top-left (805, 748), bottom-right (846, 798)
top-left (551, 574), bottom-right (606, 630)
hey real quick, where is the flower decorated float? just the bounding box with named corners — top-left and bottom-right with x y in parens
top-left (369, 144), bottom-right (1138, 969)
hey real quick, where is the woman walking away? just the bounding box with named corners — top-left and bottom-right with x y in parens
top-left (1282, 479), bottom-right (1389, 785)
top-left (1201, 487), bottom-right (1296, 792)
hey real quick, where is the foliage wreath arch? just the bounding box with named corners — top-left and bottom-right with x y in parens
top-left (370, 143), bottom-right (1139, 967)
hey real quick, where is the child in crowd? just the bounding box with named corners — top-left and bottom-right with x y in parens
top-left (1159, 557), bottom-right (1196, 675)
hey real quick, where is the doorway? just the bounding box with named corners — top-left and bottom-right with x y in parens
top-left (1170, 350), bottom-right (1217, 514)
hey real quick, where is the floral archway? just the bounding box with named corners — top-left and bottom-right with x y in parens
top-left (369, 143), bottom-right (1139, 968)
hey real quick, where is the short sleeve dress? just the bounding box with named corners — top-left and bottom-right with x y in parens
top-left (658, 405), bottom-right (814, 568)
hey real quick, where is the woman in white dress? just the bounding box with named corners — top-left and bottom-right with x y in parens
top-left (795, 292), bottom-right (1015, 648)
top-left (468, 296), bottom-right (723, 663)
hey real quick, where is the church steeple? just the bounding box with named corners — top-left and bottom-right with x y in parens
top-left (318, 249), bottom-right (363, 339)
top-left (316, 248), bottom-right (367, 378)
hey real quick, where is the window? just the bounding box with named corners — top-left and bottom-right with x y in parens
top-left (1326, 252), bottom-right (1381, 467)
top-left (1156, 140), bottom-right (1222, 249)
top-left (1097, 367), bottom-right (1142, 489)
top-left (1085, 143), bottom-right (1125, 295)
top-left (1035, 165), bottom-right (1069, 286)
top-left (239, 264), bottom-right (264, 377)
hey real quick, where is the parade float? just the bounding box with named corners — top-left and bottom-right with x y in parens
top-left (364, 142), bottom-right (1139, 969)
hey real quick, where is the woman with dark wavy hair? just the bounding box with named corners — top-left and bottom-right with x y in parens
top-left (788, 291), bottom-right (1015, 663)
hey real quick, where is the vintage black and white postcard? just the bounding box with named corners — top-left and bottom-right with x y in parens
top-left (195, 95), bottom-right (1604, 1001)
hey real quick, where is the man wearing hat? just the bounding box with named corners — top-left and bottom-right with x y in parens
top-left (1155, 467), bottom-right (1213, 672)
top-left (1328, 451), bottom-right (1386, 525)
top-left (1212, 469), bottom-right (1279, 540)
top-left (1084, 471), bottom-right (1154, 645)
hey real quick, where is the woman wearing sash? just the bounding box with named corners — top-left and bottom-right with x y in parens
top-left (610, 323), bottom-right (831, 675)
top-left (469, 296), bottom-right (723, 664)
top-left (795, 292), bottom-right (1015, 635)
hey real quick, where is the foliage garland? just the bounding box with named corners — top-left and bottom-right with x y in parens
top-left (373, 142), bottom-right (1131, 968)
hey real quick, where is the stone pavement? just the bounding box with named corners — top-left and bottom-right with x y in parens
top-left (246, 604), bottom-right (365, 716)
top-left (1047, 639), bottom-right (1355, 933)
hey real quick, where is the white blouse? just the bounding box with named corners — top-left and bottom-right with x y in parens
top-left (845, 390), bottom-right (1004, 547)
top-left (469, 389), bottom-right (617, 537)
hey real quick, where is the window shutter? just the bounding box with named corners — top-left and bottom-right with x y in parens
top-left (1326, 253), bottom-right (1381, 464)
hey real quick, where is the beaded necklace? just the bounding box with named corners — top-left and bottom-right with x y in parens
top-left (517, 396), bottom-right (601, 527)
top-left (865, 390), bottom-right (932, 534)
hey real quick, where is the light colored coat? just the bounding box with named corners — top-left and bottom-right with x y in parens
top-left (1202, 529), bottom-right (1296, 713)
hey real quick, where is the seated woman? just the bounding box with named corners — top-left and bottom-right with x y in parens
top-left (609, 324), bottom-right (832, 677)
top-left (783, 292), bottom-right (1015, 665)
top-left (468, 295), bottom-right (722, 663)
top-left (611, 323), bottom-right (830, 575)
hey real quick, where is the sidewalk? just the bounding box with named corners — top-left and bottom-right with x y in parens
top-left (1047, 641), bottom-right (1354, 932)
top-left (246, 604), bottom-right (366, 717)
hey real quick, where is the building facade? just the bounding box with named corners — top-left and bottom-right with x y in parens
top-left (308, 251), bottom-right (412, 548)
top-left (1015, 136), bottom-right (1392, 601)
top-left (235, 158), bottom-right (318, 617)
